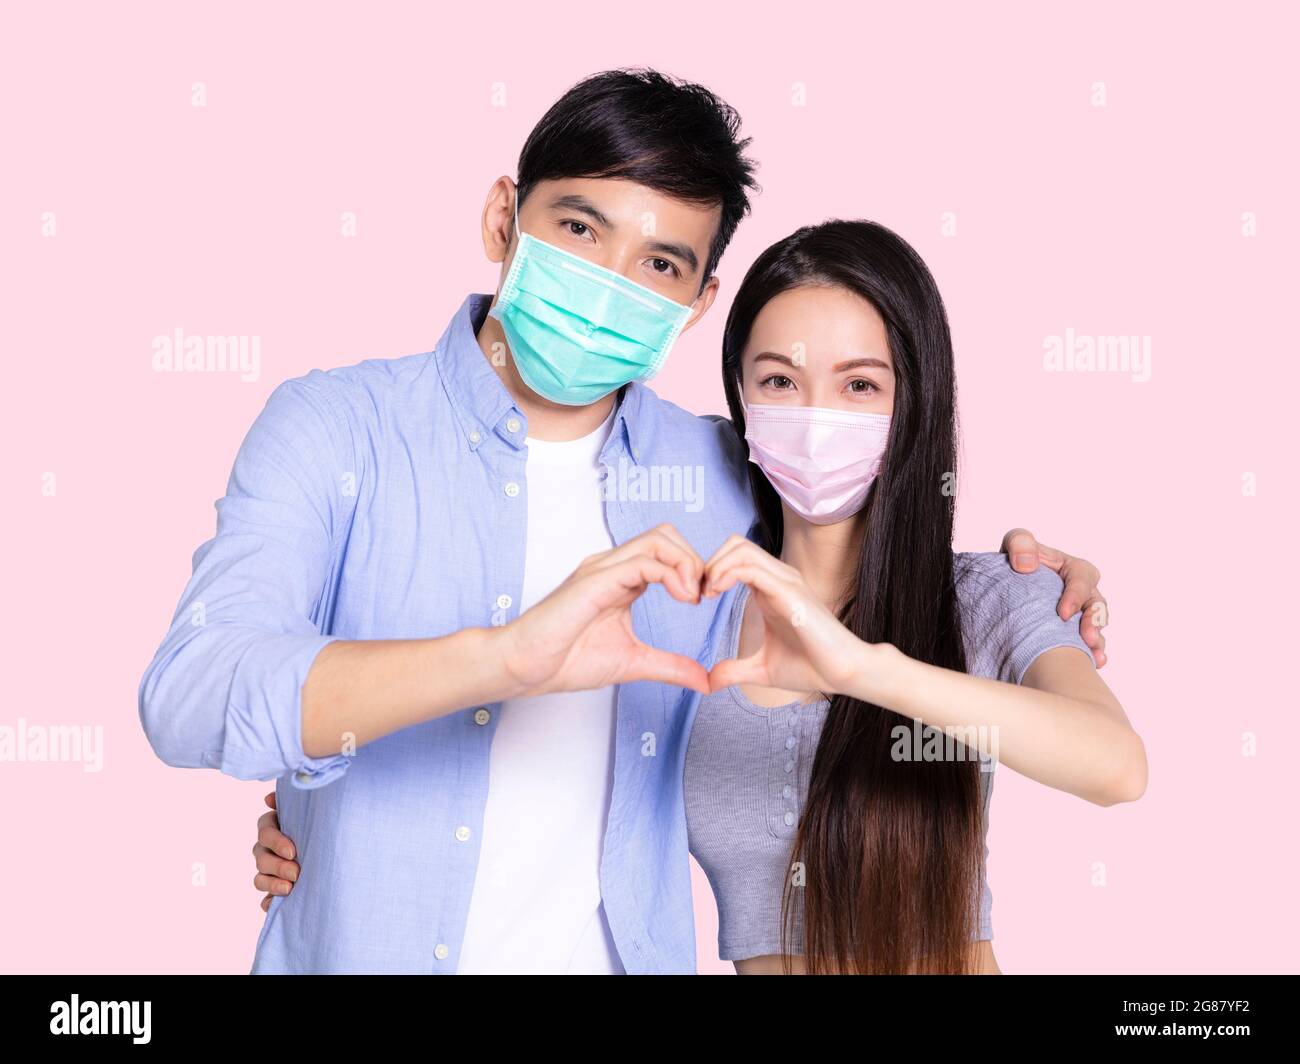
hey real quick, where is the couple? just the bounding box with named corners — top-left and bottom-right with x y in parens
top-left (140, 69), bottom-right (1145, 975)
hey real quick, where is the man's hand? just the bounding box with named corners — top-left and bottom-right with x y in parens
top-left (1001, 528), bottom-right (1108, 668)
top-left (500, 524), bottom-right (712, 697)
top-left (253, 791), bottom-right (299, 912)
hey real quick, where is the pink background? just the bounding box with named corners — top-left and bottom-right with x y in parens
top-left (2, 1), bottom-right (1295, 974)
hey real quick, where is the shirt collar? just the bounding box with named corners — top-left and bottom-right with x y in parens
top-left (604, 380), bottom-right (648, 466)
top-left (436, 293), bottom-right (649, 464)
top-left (435, 294), bottom-right (522, 451)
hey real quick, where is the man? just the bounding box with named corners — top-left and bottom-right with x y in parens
top-left (139, 69), bottom-right (1107, 974)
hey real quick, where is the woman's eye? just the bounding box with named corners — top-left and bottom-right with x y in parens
top-left (761, 374), bottom-right (794, 390)
top-left (847, 378), bottom-right (878, 395)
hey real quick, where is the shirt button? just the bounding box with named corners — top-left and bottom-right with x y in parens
top-left (496, 594), bottom-right (513, 610)
top-left (434, 944), bottom-right (449, 960)
top-left (455, 826), bottom-right (471, 842)
top-left (295, 771), bottom-right (311, 784)
top-left (504, 481), bottom-right (520, 498)
top-left (782, 784), bottom-right (792, 799)
top-left (473, 708), bottom-right (491, 726)
top-left (784, 761), bottom-right (794, 773)
top-left (785, 736), bottom-right (796, 750)
top-left (784, 811), bottom-right (795, 826)
top-left (469, 430), bottom-right (481, 444)
top-left (506, 417), bottom-right (521, 433)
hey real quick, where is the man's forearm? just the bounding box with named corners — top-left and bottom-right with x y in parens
top-left (300, 625), bottom-right (525, 758)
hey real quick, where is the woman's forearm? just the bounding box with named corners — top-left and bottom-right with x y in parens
top-left (848, 642), bottom-right (1147, 806)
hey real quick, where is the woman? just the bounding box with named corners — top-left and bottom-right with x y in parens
top-left (250, 220), bottom-right (1147, 974)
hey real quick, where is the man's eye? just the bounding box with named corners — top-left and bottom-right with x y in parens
top-left (566, 221), bottom-right (590, 237)
top-left (649, 258), bottom-right (676, 275)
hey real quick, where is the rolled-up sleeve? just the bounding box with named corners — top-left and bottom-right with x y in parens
top-left (139, 376), bottom-right (354, 789)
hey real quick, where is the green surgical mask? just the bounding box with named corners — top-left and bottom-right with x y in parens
top-left (488, 197), bottom-right (695, 406)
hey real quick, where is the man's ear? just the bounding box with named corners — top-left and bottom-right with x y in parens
top-left (481, 176), bottom-right (517, 264)
top-left (681, 275), bottom-right (721, 333)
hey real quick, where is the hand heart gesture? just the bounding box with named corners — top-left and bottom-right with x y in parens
top-left (703, 536), bottom-right (867, 697)
top-left (501, 523), bottom-right (711, 696)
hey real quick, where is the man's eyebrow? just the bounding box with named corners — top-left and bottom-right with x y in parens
top-left (544, 195), bottom-right (701, 275)
top-left (546, 194), bottom-right (612, 229)
top-left (646, 239), bottom-right (699, 275)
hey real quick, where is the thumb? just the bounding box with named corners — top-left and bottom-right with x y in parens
top-left (627, 645), bottom-right (711, 695)
top-left (707, 654), bottom-right (765, 693)
top-left (1001, 528), bottom-right (1039, 573)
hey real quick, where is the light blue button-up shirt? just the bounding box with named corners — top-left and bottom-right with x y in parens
top-left (139, 293), bottom-right (756, 973)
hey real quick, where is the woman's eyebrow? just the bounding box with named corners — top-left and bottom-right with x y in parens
top-left (753, 352), bottom-right (800, 367)
top-left (833, 357), bottom-right (892, 373)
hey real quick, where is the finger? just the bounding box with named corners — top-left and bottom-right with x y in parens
top-left (1057, 576), bottom-right (1091, 620)
top-left (254, 843), bottom-right (300, 883)
top-left (707, 557), bottom-right (789, 601)
top-left (704, 532), bottom-right (752, 569)
top-left (257, 818), bottom-right (296, 862)
top-left (632, 524), bottom-right (703, 595)
top-left (1034, 542), bottom-right (1069, 573)
top-left (1056, 560), bottom-right (1099, 619)
top-left (1079, 595), bottom-right (1110, 645)
top-left (704, 534), bottom-right (796, 582)
top-left (626, 644), bottom-right (712, 695)
top-left (264, 790), bottom-right (277, 811)
top-left (705, 541), bottom-right (794, 597)
top-left (1000, 528), bottom-right (1040, 572)
top-left (596, 526), bottom-right (704, 601)
top-left (583, 555), bottom-right (693, 610)
top-left (616, 554), bottom-right (703, 605)
top-left (254, 871), bottom-right (294, 896)
top-left (707, 654), bottom-right (767, 692)
top-left (649, 524), bottom-right (706, 592)
top-left (261, 893), bottom-right (273, 912)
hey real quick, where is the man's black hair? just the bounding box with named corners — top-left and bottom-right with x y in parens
top-left (515, 68), bottom-right (759, 285)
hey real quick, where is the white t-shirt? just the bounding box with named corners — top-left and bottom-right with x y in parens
top-left (456, 407), bottom-right (624, 974)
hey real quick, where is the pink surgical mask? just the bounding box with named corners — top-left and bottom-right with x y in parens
top-left (742, 401), bottom-right (892, 525)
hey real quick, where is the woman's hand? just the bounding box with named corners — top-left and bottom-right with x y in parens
top-left (253, 791), bottom-right (299, 912)
top-left (703, 535), bottom-right (873, 696)
top-left (500, 523), bottom-right (712, 697)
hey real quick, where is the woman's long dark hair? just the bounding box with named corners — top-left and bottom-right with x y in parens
top-left (721, 220), bottom-right (984, 974)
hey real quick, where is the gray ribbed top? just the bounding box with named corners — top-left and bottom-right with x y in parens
top-left (684, 551), bottom-right (1094, 961)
